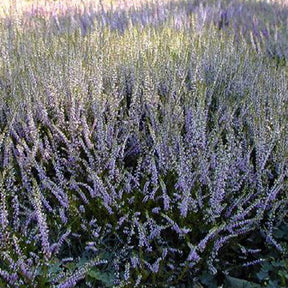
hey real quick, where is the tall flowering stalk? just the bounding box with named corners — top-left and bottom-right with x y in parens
top-left (31, 180), bottom-right (51, 261)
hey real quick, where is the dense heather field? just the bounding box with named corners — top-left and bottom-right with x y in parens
top-left (0, 0), bottom-right (288, 287)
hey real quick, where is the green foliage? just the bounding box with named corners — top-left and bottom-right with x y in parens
top-left (87, 268), bottom-right (115, 287)
top-left (224, 276), bottom-right (261, 288)
top-left (254, 222), bottom-right (288, 287)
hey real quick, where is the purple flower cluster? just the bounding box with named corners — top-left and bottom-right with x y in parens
top-left (0, 0), bottom-right (287, 287)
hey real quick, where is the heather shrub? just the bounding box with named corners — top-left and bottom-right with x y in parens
top-left (0, 0), bottom-right (287, 287)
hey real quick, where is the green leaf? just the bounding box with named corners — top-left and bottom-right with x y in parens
top-left (48, 261), bottom-right (61, 275)
top-left (87, 268), bottom-right (115, 287)
top-left (224, 276), bottom-right (262, 288)
top-left (76, 256), bottom-right (89, 268)
top-left (256, 270), bottom-right (269, 281)
top-left (261, 262), bottom-right (273, 272)
top-left (63, 262), bottom-right (75, 271)
top-left (199, 271), bottom-right (218, 288)
top-left (267, 280), bottom-right (279, 288)
top-left (278, 270), bottom-right (288, 279)
top-left (271, 260), bottom-right (285, 268)
top-left (274, 224), bottom-right (288, 240)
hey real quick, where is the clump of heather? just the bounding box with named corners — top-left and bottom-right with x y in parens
top-left (0, 0), bottom-right (287, 287)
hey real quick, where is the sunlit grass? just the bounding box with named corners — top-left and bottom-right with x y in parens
top-left (0, 0), bottom-right (172, 19)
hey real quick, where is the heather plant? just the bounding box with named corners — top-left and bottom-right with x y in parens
top-left (0, 0), bottom-right (288, 287)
